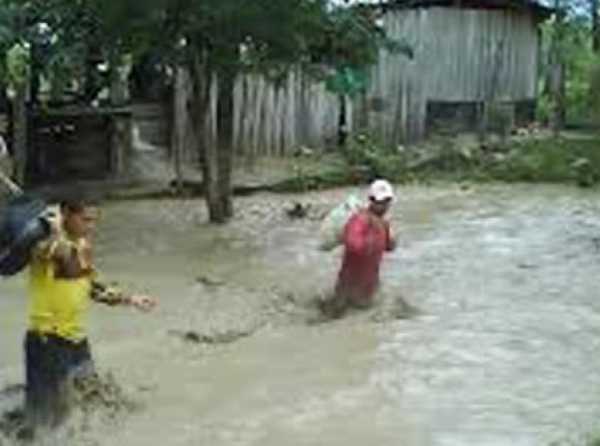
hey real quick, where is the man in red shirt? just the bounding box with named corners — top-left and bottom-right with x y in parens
top-left (326, 180), bottom-right (396, 317)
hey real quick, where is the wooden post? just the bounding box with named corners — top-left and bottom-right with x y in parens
top-left (12, 83), bottom-right (27, 186)
top-left (109, 52), bottom-right (130, 107)
top-left (337, 94), bottom-right (348, 147)
top-left (110, 112), bottom-right (132, 177)
top-left (479, 39), bottom-right (505, 144)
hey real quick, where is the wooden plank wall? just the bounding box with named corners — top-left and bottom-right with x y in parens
top-left (195, 7), bottom-right (540, 155)
top-left (365, 7), bottom-right (539, 144)
top-left (232, 72), bottom-right (341, 157)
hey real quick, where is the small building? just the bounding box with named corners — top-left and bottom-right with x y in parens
top-left (29, 107), bottom-right (133, 185)
top-left (206, 0), bottom-right (552, 156)
top-left (362, 0), bottom-right (553, 143)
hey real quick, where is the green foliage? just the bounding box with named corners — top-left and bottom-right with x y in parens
top-left (0, 1), bottom-right (25, 84)
top-left (539, 16), bottom-right (600, 126)
top-left (326, 131), bottom-right (600, 188)
top-left (312, 6), bottom-right (383, 68)
top-left (589, 61), bottom-right (600, 125)
top-left (488, 140), bottom-right (575, 182)
top-left (34, 0), bottom-right (164, 57)
top-left (0, 0), bottom-right (405, 101)
top-left (325, 66), bottom-right (369, 97)
top-left (562, 28), bottom-right (598, 124)
top-left (273, 165), bottom-right (362, 193)
top-left (273, 134), bottom-right (600, 193)
top-left (315, 5), bottom-right (412, 96)
top-left (0, 0), bottom-right (167, 100)
top-left (6, 42), bottom-right (30, 87)
top-left (486, 137), bottom-right (600, 185)
top-left (154, 0), bottom-right (330, 74)
top-left (536, 88), bottom-right (553, 124)
top-left (344, 132), bottom-right (406, 181)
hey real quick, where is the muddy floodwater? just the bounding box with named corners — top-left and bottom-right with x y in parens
top-left (1, 183), bottom-right (600, 445)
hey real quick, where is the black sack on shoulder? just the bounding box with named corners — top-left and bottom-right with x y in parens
top-left (0, 195), bottom-right (51, 277)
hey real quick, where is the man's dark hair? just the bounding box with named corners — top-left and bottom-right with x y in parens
top-left (56, 190), bottom-right (100, 214)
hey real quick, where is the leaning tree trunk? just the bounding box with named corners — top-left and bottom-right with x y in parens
top-left (12, 83), bottom-right (27, 185)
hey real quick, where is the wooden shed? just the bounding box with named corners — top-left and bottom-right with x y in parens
top-left (362, 0), bottom-right (553, 143)
top-left (186, 0), bottom-right (552, 158)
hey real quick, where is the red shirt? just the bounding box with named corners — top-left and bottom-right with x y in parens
top-left (335, 210), bottom-right (393, 304)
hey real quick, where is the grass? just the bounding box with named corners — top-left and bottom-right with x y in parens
top-left (277, 134), bottom-right (600, 192)
top-left (107, 133), bottom-right (600, 199)
top-left (481, 136), bottom-right (600, 185)
top-left (589, 436), bottom-right (600, 446)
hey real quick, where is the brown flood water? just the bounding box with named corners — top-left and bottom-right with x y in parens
top-left (1, 184), bottom-right (600, 445)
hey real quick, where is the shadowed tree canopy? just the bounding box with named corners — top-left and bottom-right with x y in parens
top-left (0, 0), bottom-right (405, 222)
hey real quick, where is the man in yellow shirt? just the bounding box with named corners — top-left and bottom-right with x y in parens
top-left (25, 194), bottom-right (156, 434)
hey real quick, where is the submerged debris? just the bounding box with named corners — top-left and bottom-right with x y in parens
top-left (168, 329), bottom-right (255, 345)
top-left (195, 275), bottom-right (226, 288)
top-left (285, 202), bottom-right (311, 219)
top-left (517, 263), bottom-right (538, 270)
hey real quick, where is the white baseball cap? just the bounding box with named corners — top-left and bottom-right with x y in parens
top-left (368, 179), bottom-right (394, 202)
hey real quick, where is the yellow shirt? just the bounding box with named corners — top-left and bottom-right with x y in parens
top-left (27, 236), bottom-right (93, 342)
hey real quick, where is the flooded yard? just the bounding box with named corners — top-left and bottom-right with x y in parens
top-left (1, 183), bottom-right (600, 445)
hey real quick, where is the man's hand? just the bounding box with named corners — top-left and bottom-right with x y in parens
top-left (127, 294), bottom-right (157, 312)
top-left (387, 227), bottom-right (398, 252)
top-left (388, 235), bottom-right (397, 252)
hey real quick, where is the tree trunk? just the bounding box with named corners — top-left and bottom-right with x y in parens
top-left (189, 45), bottom-right (237, 224)
top-left (217, 69), bottom-right (235, 219)
top-left (172, 67), bottom-right (186, 194)
top-left (12, 84), bottom-right (27, 185)
top-left (84, 46), bottom-right (103, 104)
top-left (189, 55), bottom-right (215, 218)
top-left (202, 71), bottom-right (223, 222)
top-left (205, 67), bottom-right (235, 223)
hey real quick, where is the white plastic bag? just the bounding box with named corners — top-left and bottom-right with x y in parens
top-left (318, 195), bottom-right (363, 251)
